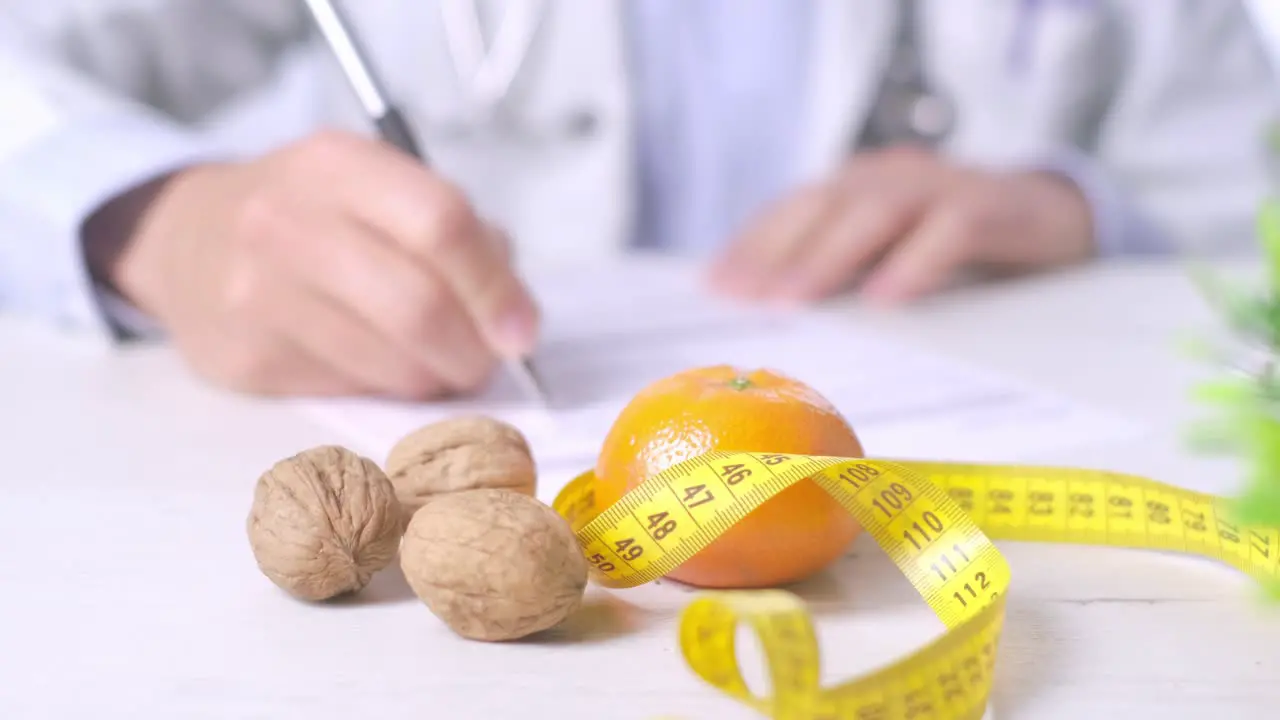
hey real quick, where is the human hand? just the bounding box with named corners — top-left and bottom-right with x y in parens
top-left (94, 130), bottom-right (538, 399)
top-left (707, 146), bottom-right (1096, 304)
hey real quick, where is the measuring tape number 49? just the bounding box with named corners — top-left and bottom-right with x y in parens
top-left (551, 451), bottom-right (1280, 720)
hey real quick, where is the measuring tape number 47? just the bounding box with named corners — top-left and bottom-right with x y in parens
top-left (550, 451), bottom-right (1280, 720)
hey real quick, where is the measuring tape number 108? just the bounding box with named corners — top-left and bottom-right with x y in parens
top-left (550, 450), bottom-right (1280, 720)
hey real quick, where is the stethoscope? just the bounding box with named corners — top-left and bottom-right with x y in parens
top-left (429, 0), bottom-right (598, 143)
top-left (427, 0), bottom-right (957, 149)
top-left (857, 0), bottom-right (957, 149)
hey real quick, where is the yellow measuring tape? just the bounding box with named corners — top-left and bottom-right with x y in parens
top-left (550, 451), bottom-right (1280, 720)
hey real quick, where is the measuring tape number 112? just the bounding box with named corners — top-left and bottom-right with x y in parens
top-left (550, 451), bottom-right (1280, 720)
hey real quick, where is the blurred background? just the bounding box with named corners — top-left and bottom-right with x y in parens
top-left (199, 1), bottom-right (1280, 163)
top-left (1251, 0), bottom-right (1280, 59)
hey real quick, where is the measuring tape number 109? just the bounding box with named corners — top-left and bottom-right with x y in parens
top-left (550, 451), bottom-right (1280, 720)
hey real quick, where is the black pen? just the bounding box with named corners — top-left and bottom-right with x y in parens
top-left (301, 0), bottom-right (550, 406)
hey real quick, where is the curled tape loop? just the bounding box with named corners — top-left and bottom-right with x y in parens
top-left (680, 590), bottom-right (823, 718)
top-left (551, 452), bottom-right (1280, 720)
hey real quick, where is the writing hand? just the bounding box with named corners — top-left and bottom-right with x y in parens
top-left (94, 130), bottom-right (539, 399)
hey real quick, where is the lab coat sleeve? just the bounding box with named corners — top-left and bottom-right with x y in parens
top-left (0, 2), bottom-right (311, 341)
top-left (1031, 149), bottom-right (1172, 257)
top-left (1092, 0), bottom-right (1280, 258)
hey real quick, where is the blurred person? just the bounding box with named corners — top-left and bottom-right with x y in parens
top-left (0, 0), bottom-right (1277, 401)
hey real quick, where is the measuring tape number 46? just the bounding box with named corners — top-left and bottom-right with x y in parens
top-left (550, 451), bottom-right (1280, 720)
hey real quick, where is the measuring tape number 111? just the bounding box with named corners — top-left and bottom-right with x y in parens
top-left (550, 450), bottom-right (1280, 720)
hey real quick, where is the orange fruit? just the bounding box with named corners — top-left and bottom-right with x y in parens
top-left (593, 364), bottom-right (864, 589)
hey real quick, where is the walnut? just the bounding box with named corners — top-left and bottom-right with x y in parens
top-left (399, 488), bottom-right (589, 642)
top-left (246, 445), bottom-right (404, 601)
top-left (384, 416), bottom-right (537, 522)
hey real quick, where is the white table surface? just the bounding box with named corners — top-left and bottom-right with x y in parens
top-left (2, 258), bottom-right (1279, 720)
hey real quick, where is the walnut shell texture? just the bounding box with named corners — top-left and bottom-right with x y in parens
top-left (247, 445), bottom-right (404, 601)
top-left (385, 416), bottom-right (537, 518)
top-left (400, 488), bottom-right (588, 642)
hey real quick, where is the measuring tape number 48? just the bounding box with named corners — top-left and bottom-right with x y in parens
top-left (550, 451), bottom-right (1280, 720)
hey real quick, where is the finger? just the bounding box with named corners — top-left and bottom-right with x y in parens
top-left (390, 194), bottom-right (538, 358)
top-left (239, 337), bottom-right (372, 397)
top-left (296, 133), bottom-right (539, 357)
top-left (278, 289), bottom-right (454, 400)
top-left (487, 223), bottom-right (515, 264)
top-left (230, 258), bottom-right (454, 400)
top-left (255, 212), bottom-right (496, 392)
top-left (260, 345), bottom-right (369, 397)
top-left (711, 183), bottom-right (837, 298)
top-left (774, 192), bottom-right (925, 302)
top-left (858, 197), bottom-right (981, 304)
top-left (177, 325), bottom-right (369, 398)
top-left (766, 148), bottom-right (960, 302)
top-left (710, 149), bottom-right (944, 300)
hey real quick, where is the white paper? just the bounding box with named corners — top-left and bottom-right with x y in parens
top-left (295, 256), bottom-right (1144, 494)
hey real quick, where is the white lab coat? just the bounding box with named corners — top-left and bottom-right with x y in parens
top-left (1, 1), bottom-right (1278, 335)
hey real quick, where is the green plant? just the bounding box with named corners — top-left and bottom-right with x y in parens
top-left (1185, 167), bottom-right (1280, 599)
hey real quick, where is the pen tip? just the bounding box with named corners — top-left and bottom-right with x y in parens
top-left (511, 358), bottom-right (551, 407)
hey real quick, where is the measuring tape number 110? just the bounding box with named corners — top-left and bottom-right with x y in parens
top-left (550, 450), bottom-right (1280, 720)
